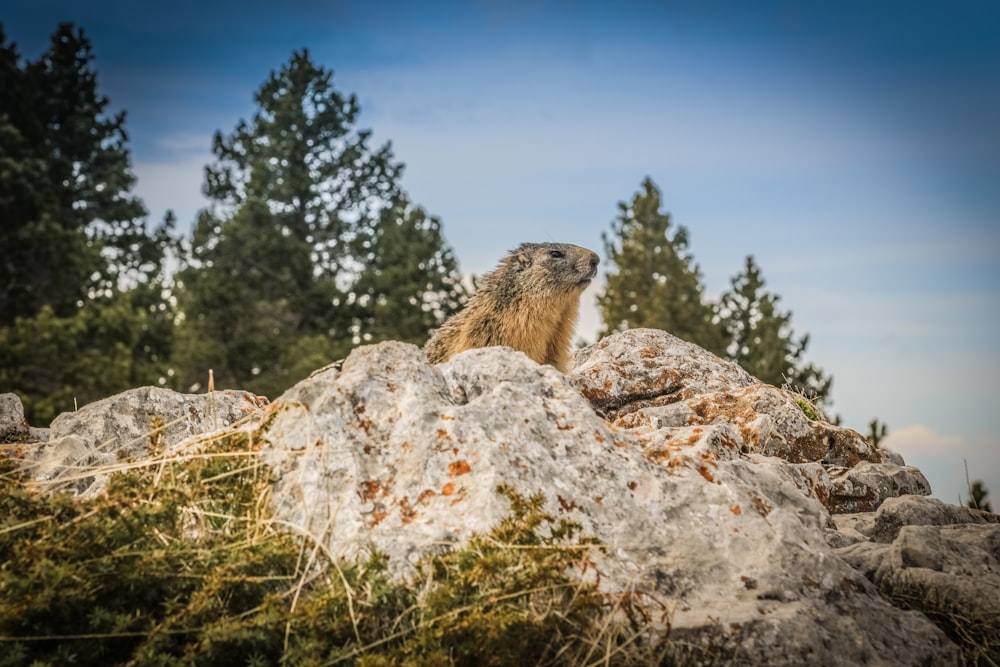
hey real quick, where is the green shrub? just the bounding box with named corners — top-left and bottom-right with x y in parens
top-left (0, 431), bottom-right (694, 666)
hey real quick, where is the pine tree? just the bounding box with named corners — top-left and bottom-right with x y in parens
top-left (202, 49), bottom-right (401, 280)
top-left (0, 23), bottom-right (176, 422)
top-left (174, 50), bottom-right (435, 396)
top-left (598, 178), bottom-right (725, 354)
top-left (967, 481), bottom-right (993, 513)
top-left (718, 255), bottom-right (833, 405)
top-left (352, 198), bottom-right (467, 345)
top-left (867, 418), bottom-right (889, 448)
top-left (0, 23), bottom-right (154, 324)
top-left (174, 201), bottom-right (325, 395)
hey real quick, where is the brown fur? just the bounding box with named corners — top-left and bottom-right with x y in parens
top-left (424, 242), bottom-right (599, 372)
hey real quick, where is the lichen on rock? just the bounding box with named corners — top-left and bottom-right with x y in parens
top-left (3, 328), bottom-right (994, 665)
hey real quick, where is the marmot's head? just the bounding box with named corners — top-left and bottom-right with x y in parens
top-left (505, 242), bottom-right (600, 296)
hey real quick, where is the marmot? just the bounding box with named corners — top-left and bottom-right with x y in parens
top-left (424, 242), bottom-right (599, 373)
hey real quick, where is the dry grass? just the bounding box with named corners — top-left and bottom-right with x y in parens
top-left (879, 572), bottom-right (1000, 667)
top-left (0, 420), bottom-right (715, 666)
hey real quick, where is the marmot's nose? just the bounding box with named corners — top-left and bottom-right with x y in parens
top-left (588, 252), bottom-right (599, 271)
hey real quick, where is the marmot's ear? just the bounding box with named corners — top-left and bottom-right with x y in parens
top-left (513, 250), bottom-right (533, 269)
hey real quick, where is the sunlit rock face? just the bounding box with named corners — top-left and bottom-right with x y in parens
top-left (11, 328), bottom-right (995, 665)
top-left (253, 331), bottom-right (957, 665)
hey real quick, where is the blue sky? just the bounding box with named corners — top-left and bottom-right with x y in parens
top-left (4, 0), bottom-right (999, 506)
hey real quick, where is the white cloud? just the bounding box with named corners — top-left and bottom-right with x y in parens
top-left (883, 424), bottom-right (965, 453)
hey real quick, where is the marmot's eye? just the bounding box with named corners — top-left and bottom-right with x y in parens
top-left (549, 250), bottom-right (564, 259)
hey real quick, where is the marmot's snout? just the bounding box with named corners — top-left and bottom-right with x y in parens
top-left (580, 250), bottom-right (599, 284)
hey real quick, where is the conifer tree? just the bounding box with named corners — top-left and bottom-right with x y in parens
top-left (352, 198), bottom-right (467, 345)
top-left (174, 50), bottom-right (457, 396)
top-left (718, 255), bottom-right (833, 405)
top-left (967, 481), bottom-right (993, 513)
top-left (0, 23), bottom-right (176, 422)
top-left (0, 23), bottom-right (155, 324)
top-left (867, 418), bottom-right (889, 448)
top-left (597, 179), bottom-right (835, 411)
top-left (598, 178), bottom-right (725, 354)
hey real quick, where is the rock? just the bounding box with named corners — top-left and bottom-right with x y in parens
top-left (26, 386), bottom-right (268, 495)
top-left (0, 394), bottom-right (48, 458)
top-left (0, 393), bottom-right (30, 443)
top-left (825, 462), bottom-right (932, 514)
top-left (22, 329), bottom-right (985, 664)
top-left (835, 496), bottom-right (1000, 544)
top-left (834, 495), bottom-right (1000, 651)
top-left (570, 329), bottom-right (879, 467)
top-left (255, 339), bottom-right (959, 665)
top-left (30, 434), bottom-right (118, 497)
top-left (570, 329), bottom-right (915, 514)
top-left (48, 386), bottom-right (268, 455)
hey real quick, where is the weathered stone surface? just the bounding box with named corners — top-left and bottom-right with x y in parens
top-left (0, 392), bottom-right (48, 446)
top-left (0, 393), bottom-right (30, 443)
top-left (29, 434), bottom-right (118, 496)
top-left (569, 328), bottom-right (758, 419)
top-left (23, 329), bottom-right (987, 665)
top-left (48, 386), bottom-right (268, 455)
top-left (859, 494), bottom-right (1000, 544)
top-left (256, 339), bottom-right (958, 665)
top-left (825, 462), bottom-right (932, 514)
top-left (25, 386), bottom-right (268, 495)
top-left (834, 495), bottom-right (1000, 644)
top-left (570, 329), bottom-right (879, 468)
top-left (569, 329), bottom-right (914, 515)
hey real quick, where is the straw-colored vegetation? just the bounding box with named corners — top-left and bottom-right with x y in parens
top-left (879, 572), bottom-right (1000, 667)
top-left (0, 427), bottom-right (705, 666)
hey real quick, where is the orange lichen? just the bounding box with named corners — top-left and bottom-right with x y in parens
top-left (441, 482), bottom-right (456, 496)
top-left (399, 496), bottom-right (419, 524)
top-left (751, 494), bottom-right (773, 517)
top-left (359, 480), bottom-right (383, 502)
top-left (447, 460), bottom-right (471, 477)
top-left (556, 495), bottom-right (582, 513)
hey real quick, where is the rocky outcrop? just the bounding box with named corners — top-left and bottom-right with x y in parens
top-left (252, 331), bottom-right (958, 664)
top-left (5, 386), bottom-right (267, 495)
top-left (0, 392), bottom-right (47, 447)
top-left (4, 328), bottom-right (993, 664)
top-left (570, 329), bottom-right (930, 513)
